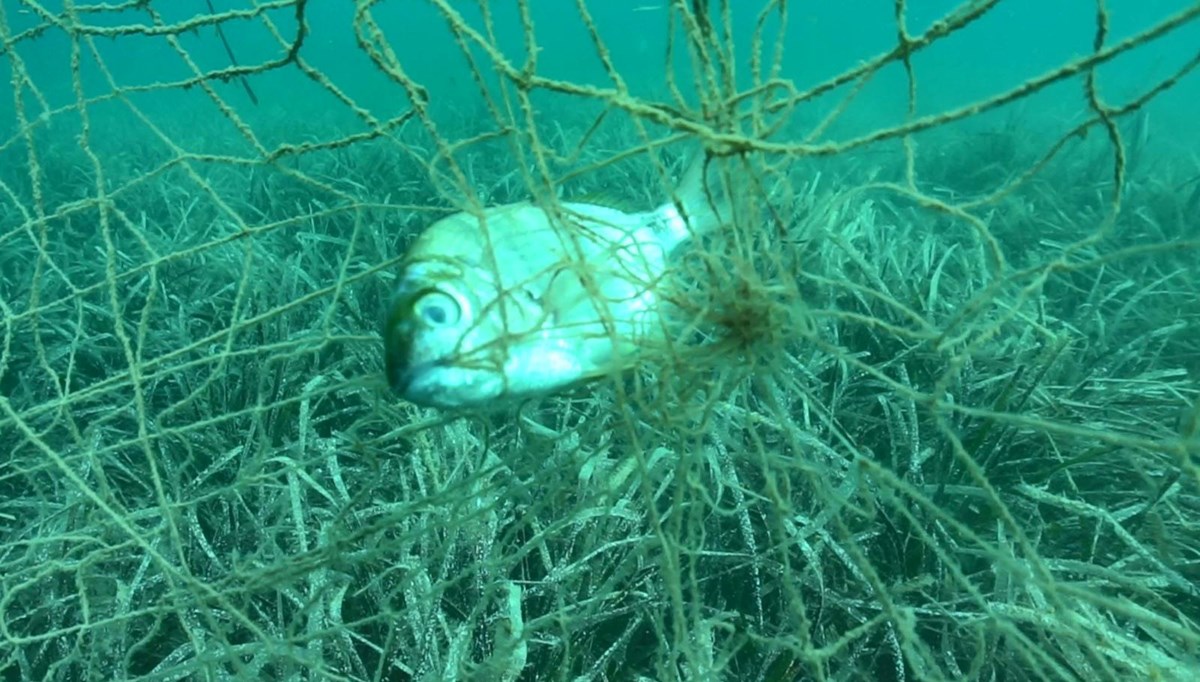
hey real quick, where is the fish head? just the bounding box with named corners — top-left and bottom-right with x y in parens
top-left (383, 260), bottom-right (516, 409)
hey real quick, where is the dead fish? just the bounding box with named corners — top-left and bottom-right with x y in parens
top-left (383, 154), bottom-right (727, 409)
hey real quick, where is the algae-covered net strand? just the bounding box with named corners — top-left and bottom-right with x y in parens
top-left (1, 0), bottom-right (1198, 680)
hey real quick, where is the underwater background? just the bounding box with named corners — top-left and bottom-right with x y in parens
top-left (6, 1), bottom-right (1200, 151)
top-left (1, 1), bottom-right (1199, 680)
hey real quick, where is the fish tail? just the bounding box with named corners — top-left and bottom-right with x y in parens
top-left (655, 150), bottom-right (730, 251)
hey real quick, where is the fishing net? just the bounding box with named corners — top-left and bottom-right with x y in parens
top-left (2, 0), bottom-right (1199, 679)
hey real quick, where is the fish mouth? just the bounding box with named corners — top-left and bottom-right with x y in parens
top-left (383, 312), bottom-right (464, 407)
top-left (387, 347), bottom-right (505, 409)
top-left (382, 306), bottom-right (501, 409)
top-left (388, 357), bottom-right (442, 397)
top-left (383, 326), bottom-right (442, 398)
top-left (388, 362), bottom-right (416, 396)
top-left (383, 314), bottom-right (427, 398)
top-left (391, 359), bottom-right (483, 409)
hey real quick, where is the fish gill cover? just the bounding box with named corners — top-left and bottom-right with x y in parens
top-left (0, 1), bottom-right (1198, 680)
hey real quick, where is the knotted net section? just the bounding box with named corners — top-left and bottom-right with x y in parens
top-left (2, 1), bottom-right (1199, 679)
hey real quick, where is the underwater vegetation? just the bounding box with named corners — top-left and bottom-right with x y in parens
top-left (1, 1), bottom-right (1199, 680)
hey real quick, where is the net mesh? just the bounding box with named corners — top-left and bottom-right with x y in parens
top-left (2, 1), bottom-right (1199, 680)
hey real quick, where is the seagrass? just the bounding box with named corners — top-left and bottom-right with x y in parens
top-left (1, 1), bottom-right (1199, 680)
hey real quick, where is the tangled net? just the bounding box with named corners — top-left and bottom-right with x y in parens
top-left (2, 1), bottom-right (1199, 680)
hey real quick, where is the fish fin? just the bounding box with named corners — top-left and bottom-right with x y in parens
top-left (655, 149), bottom-right (731, 251)
top-left (539, 265), bottom-right (593, 325)
top-left (567, 191), bottom-right (643, 214)
top-left (540, 266), bottom-right (631, 374)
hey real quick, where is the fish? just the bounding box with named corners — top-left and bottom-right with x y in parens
top-left (383, 154), bottom-right (727, 409)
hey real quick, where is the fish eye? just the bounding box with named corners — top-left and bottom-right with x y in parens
top-left (413, 290), bottom-right (461, 327)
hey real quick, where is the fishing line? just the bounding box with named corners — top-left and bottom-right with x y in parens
top-left (205, 0), bottom-right (259, 105)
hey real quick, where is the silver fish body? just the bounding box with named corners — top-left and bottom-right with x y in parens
top-left (385, 162), bottom-right (723, 409)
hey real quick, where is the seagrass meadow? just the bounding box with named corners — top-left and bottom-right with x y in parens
top-left (1, 1), bottom-right (1199, 680)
